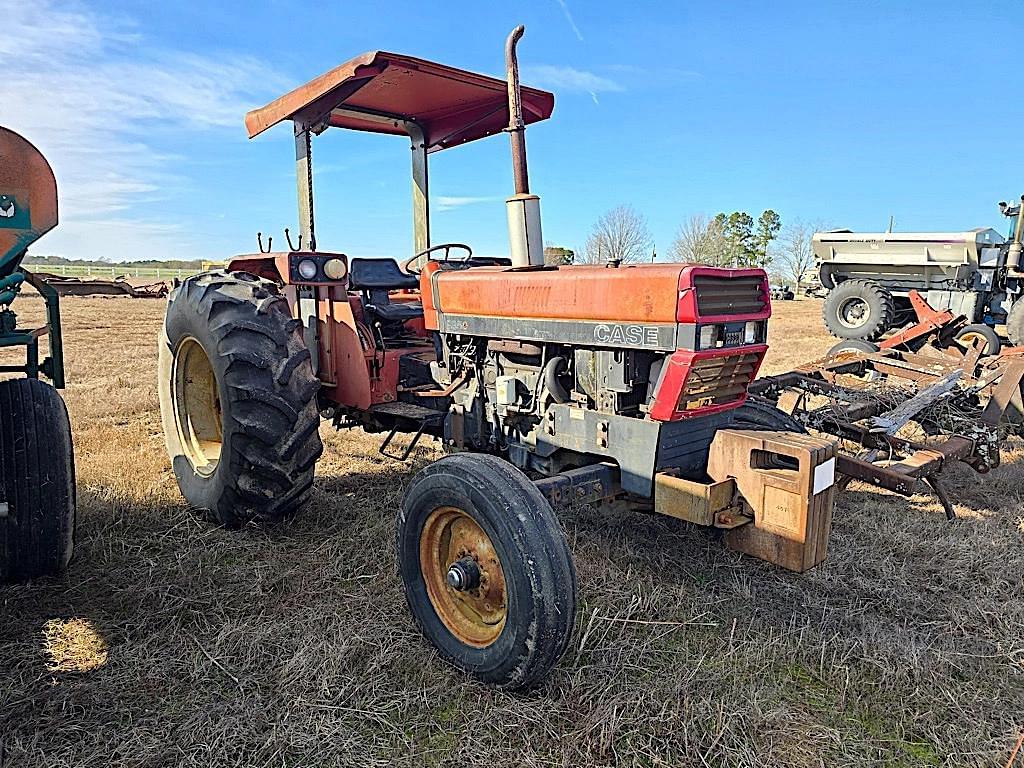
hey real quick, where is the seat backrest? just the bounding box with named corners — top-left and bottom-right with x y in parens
top-left (349, 258), bottom-right (419, 290)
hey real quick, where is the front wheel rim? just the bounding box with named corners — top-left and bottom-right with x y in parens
top-left (419, 506), bottom-right (507, 648)
top-left (171, 336), bottom-right (222, 476)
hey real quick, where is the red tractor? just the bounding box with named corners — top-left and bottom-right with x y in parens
top-left (158, 28), bottom-right (836, 688)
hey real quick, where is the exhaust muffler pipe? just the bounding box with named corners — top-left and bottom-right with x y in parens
top-left (505, 25), bottom-right (544, 268)
top-left (1009, 195), bottom-right (1024, 272)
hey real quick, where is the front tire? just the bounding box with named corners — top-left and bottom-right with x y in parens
top-left (0, 378), bottom-right (75, 581)
top-left (397, 454), bottom-right (577, 689)
top-left (731, 396), bottom-right (807, 433)
top-left (823, 279), bottom-right (895, 341)
top-left (158, 270), bottom-right (323, 527)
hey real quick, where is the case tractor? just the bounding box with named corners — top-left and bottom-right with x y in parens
top-left (158, 28), bottom-right (837, 688)
top-left (0, 127), bottom-right (75, 583)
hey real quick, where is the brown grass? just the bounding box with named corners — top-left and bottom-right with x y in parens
top-left (1, 294), bottom-right (1023, 767)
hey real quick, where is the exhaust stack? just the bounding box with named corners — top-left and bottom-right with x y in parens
top-left (505, 25), bottom-right (544, 267)
top-left (1009, 195), bottom-right (1024, 272)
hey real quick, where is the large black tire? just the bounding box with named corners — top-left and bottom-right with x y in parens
top-left (1006, 300), bottom-right (1024, 347)
top-left (158, 270), bottom-right (322, 527)
top-left (730, 396), bottom-right (807, 433)
top-left (955, 324), bottom-right (1001, 356)
top-left (398, 454), bottom-right (577, 689)
top-left (822, 279), bottom-right (895, 341)
top-left (0, 378), bottom-right (75, 581)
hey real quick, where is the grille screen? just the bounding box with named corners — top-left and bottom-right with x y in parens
top-left (693, 275), bottom-right (767, 316)
top-left (678, 351), bottom-right (761, 411)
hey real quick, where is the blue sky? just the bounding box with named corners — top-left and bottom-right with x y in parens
top-left (5, 1), bottom-right (1022, 262)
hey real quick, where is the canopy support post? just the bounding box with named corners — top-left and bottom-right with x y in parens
top-left (293, 121), bottom-right (319, 374)
top-left (408, 123), bottom-right (430, 255)
top-left (294, 123), bottom-right (316, 252)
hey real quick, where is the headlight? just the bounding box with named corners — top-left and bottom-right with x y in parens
top-left (323, 258), bottom-right (347, 280)
top-left (744, 321), bottom-right (758, 343)
top-left (699, 325), bottom-right (717, 349)
top-left (297, 258), bottom-right (318, 280)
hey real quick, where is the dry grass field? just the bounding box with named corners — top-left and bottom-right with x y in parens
top-left (2, 294), bottom-right (1023, 767)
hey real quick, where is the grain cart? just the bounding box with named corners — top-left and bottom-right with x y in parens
top-left (158, 28), bottom-right (837, 688)
top-left (814, 198), bottom-right (1024, 351)
top-left (0, 127), bottom-right (75, 582)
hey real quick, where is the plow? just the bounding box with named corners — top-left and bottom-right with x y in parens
top-left (750, 289), bottom-right (1024, 519)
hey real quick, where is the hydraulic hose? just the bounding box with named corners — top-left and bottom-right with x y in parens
top-left (543, 356), bottom-right (570, 404)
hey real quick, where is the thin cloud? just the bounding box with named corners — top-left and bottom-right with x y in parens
top-left (554, 0), bottom-right (584, 42)
top-left (1, 2), bottom-right (287, 261)
top-left (437, 196), bottom-right (500, 212)
top-left (521, 65), bottom-right (624, 105)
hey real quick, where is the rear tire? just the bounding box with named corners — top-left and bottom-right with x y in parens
top-left (158, 270), bottom-right (323, 527)
top-left (0, 378), bottom-right (75, 582)
top-left (823, 279), bottom-right (895, 341)
top-left (397, 454), bottom-right (577, 689)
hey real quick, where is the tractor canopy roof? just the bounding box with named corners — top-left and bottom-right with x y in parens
top-left (245, 50), bottom-right (554, 152)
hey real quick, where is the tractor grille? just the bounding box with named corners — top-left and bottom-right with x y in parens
top-left (678, 351), bottom-right (762, 412)
top-left (693, 275), bottom-right (767, 317)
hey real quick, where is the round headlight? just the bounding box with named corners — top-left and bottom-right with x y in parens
top-left (323, 258), bottom-right (348, 281)
top-left (297, 258), bottom-right (318, 280)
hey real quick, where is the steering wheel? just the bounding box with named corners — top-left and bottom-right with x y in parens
top-left (401, 243), bottom-right (473, 275)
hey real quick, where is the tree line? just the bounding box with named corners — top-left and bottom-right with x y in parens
top-left (547, 204), bottom-right (823, 288)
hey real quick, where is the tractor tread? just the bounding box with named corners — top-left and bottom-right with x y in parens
top-left (0, 378), bottom-right (76, 581)
top-left (822, 279), bottom-right (895, 341)
top-left (160, 269), bottom-right (322, 527)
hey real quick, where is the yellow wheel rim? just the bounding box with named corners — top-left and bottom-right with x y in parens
top-left (171, 336), bottom-right (222, 476)
top-left (959, 332), bottom-right (989, 352)
top-left (419, 506), bottom-right (507, 648)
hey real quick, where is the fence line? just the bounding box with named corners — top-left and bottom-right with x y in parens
top-left (22, 264), bottom-right (208, 280)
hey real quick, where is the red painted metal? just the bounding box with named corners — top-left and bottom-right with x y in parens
top-left (878, 289), bottom-right (955, 350)
top-left (244, 51), bottom-right (554, 153)
top-left (0, 127), bottom-right (58, 267)
top-left (676, 265), bottom-right (771, 324)
top-left (649, 345), bottom-right (767, 422)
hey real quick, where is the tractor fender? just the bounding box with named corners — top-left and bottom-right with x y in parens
top-left (225, 254), bottom-right (288, 283)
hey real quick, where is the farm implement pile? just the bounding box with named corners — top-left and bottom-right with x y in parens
top-left (751, 291), bottom-right (1024, 519)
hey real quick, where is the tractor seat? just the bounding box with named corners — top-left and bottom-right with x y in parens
top-left (349, 257), bottom-right (422, 324)
top-left (365, 300), bottom-right (423, 323)
top-left (349, 257), bottom-right (419, 291)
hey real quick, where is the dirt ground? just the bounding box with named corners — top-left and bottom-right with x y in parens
top-left (1, 295), bottom-right (1022, 767)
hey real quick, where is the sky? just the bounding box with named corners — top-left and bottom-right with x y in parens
top-left (4, 0), bottom-right (1023, 263)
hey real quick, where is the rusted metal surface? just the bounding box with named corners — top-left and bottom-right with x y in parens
top-left (244, 50), bottom-right (554, 152)
top-left (879, 289), bottom-right (957, 350)
top-left (31, 273), bottom-right (168, 298)
top-left (535, 462), bottom-right (620, 508)
top-left (753, 307), bottom-right (1024, 518)
top-left (505, 25), bottom-right (530, 196)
